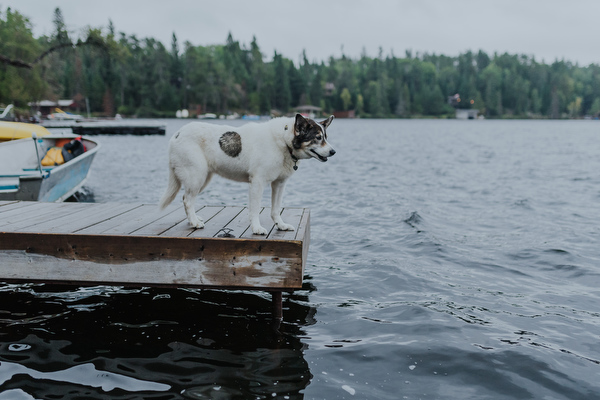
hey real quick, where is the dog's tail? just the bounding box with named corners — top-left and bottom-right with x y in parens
top-left (159, 167), bottom-right (181, 210)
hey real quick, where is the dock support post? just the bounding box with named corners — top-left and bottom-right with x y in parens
top-left (271, 291), bottom-right (283, 320)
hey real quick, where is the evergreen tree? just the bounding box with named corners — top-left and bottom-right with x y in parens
top-left (272, 51), bottom-right (291, 112)
top-left (340, 88), bottom-right (352, 111)
top-left (309, 65), bottom-right (324, 109)
top-left (288, 62), bottom-right (305, 108)
top-left (170, 32), bottom-right (183, 108)
top-left (480, 63), bottom-right (503, 116)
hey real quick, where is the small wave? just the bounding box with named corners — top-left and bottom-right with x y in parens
top-left (512, 199), bottom-right (532, 209)
top-left (543, 248), bottom-right (571, 255)
top-left (404, 211), bottom-right (423, 228)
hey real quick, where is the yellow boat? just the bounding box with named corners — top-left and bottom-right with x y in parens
top-left (0, 121), bottom-right (51, 142)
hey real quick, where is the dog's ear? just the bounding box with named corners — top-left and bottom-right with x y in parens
top-left (320, 115), bottom-right (334, 128)
top-left (294, 113), bottom-right (309, 135)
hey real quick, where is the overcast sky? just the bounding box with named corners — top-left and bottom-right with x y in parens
top-left (4, 0), bottom-right (600, 66)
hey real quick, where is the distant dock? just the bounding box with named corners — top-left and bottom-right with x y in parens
top-left (0, 201), bottom-right (310, 317)
top-left (41, 120), bottom-right (166, 135)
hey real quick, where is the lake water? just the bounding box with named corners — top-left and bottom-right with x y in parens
top-left (1, 118), bottom-right (599, 399)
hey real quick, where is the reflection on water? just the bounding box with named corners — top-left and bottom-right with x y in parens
top-left (0, 284), bottom-right (315, 398)
top-left (0, 361), bottom-right (170, 392)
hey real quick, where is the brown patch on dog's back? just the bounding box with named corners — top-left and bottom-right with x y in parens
top-left (219, 131), bottom-right (242, 157)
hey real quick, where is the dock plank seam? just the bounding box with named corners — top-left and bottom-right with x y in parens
top-left (132, 207), bottom-right (194, 236)
top-left (73, 204), bottom-right (146, 234)
top-left (0, 202), bottom-right (51, 225)
top-left (223, 207), bottom-right (267, 238)
top-left (112, 204), bottom-right (191, 236)
top-left (0, 202), bottom-right (90, 231)
top-left (187, 206), bottom-right (245, 238)
top-left (0, 201), bottom-right (30, 212)
top-left (71, 203), bottom-right (146, 234)
top-left (159, 206), bottom-right (225, 238)
top-left (18, 202), bottom-right (115, 233)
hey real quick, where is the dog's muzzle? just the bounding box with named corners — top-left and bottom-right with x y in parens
top-left (311, 148), bottom-right (336, 162)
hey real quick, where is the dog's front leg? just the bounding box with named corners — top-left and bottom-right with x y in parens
top-left (271, 180), bottom-right (294, 231)
top-left (249, 179), bottom-right (268, 235)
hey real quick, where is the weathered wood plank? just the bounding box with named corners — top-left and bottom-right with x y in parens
top-left (295, 209), bottom-right (310, 243)
top-left (65, 203), bottom-right (150, 233)
top-left (0, 202), bottom-right (90, 230)
top-left (270, 207), bottom-right (304, 241)
top-left (129, 203), bottom-right (187, 236)
top-left (98, 204), bottom-right (170, 235)
top-left (74, 204), bottom-right (145, 234)
top-left (0, 201), bottom-right (41, 218)
top-left (16, 203), bottom-right (105, 233)
top-left (299, 210), bottom-right (310, 273)
top-left (0, 200), bottom-right (22, 210)
top-left (0, 201), bottom-right (60, 226)
top-left (0, 232), bottom-right (304, 289)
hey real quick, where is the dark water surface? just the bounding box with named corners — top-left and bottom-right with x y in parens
top-left (1, 119), bottom-right (599, 399)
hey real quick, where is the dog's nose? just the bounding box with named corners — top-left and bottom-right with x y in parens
top-left (329, 149), bottom-right (336, 156)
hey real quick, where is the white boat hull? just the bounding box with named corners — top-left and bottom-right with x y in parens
top-left (0, 135), bottom-right (99, 202)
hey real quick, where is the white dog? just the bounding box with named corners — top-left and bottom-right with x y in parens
top-left (159, 114), bottom-right (336, 235)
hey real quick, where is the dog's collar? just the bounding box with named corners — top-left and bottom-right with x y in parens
top-left (287, 146), bottom-right (299, 171)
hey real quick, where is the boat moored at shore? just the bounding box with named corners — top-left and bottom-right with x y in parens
top-left (0, 123), bottom-right (100, 202)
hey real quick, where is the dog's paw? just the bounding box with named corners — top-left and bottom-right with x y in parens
top-left (276, 222), bottom-right (295, 231)
top-left (189, 219), bottom-right (204, 229)
top-left (252, 225), bottom-right (268, 235)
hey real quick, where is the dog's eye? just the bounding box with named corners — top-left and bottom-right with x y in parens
top-left (316, 135), bottom-right (322, 140)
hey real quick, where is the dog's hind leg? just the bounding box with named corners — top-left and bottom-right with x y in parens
top-left (182, 190), bottom-right (200, 228)
top-left (180, 170), bottom-right (212, 229)
top-left (169, 135), bottom-right (213, 229)
top-left (271, 180), bottom-right (294, 231)
top-left (174, 152), bottom-right (212, 229)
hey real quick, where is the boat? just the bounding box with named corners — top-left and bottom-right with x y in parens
top-left (0, 121), bottom-right (51, 142)
top-left (47, 107), bottom-right (83, 120)
top-left (0, 122), bottom-right (100, 202)
top-left (197, 113), bottom-right (217, 119)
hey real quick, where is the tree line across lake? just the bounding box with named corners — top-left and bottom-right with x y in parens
top-left (2, 7), bottom-right (600, 119)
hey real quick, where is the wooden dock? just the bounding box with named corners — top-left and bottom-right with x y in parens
top-left (41, 121), bottom-right (166, 135)
top-left (0, 201), bottom-right (310, 318)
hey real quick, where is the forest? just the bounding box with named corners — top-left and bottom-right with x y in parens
top-left (2, 6), bottom-right (600, 119)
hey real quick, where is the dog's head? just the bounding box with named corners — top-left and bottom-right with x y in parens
top-left (292, 114), bottom-right (336, 162)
